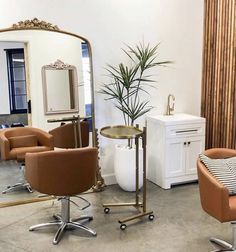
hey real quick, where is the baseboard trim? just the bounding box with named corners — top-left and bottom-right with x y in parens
top-left (102, 173), bottom-right (117, 185)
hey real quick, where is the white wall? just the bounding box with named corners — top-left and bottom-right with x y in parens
top-left (0, 41), bottom-right (24, 114)
top-left (0, 0), bottom-right (204, 184)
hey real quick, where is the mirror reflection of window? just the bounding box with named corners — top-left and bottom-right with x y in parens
top-left (5, 48), bottom-right (27, 113)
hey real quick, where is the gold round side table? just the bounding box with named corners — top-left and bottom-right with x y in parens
top-left (100, 125), bottom-right (154, 230)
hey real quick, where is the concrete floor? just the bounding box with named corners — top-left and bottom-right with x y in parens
top-left (0, 160), bottom-right (233, 251)
top-left (0, 160), bottom-right (42, 203)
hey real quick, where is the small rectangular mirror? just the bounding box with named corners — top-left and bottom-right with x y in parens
top-left (42, 60), bottom-right (79, 115)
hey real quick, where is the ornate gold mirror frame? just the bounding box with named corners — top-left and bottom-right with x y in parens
top-left (0, 18), bottom-right (105, 208)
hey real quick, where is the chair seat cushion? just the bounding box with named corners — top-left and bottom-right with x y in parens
top-left (9, 135), bottom-right (38, 149)
top-left (200, 154), bottom-right (236, 195)
top-left (11, 146), bottom-right (52, 160)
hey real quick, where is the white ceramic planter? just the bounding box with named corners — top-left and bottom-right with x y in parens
top-left (114, 145), bottom-right (143, 192)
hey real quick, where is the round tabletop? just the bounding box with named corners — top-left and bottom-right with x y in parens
top-left (100, 125), bottom-right (143, 139)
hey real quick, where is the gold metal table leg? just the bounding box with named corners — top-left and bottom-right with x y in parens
top-left (103, 202), bottom-right (142, 207)
top-left (72, 119), bottom-right (78, 148)
top-left (118, 210), bottom-right (154, 224)
top-left (76, 114), bottom-right (82, 148)
top-left (142, 127), bottom-right (147, 212)
top-left (135, 134), bottom-right (139, 206)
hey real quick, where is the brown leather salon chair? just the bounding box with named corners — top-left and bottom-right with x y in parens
top-left (49, 121), bottom-right (89, 148)
top-left (0, 126), bottom-right (53, 160)
top-left (0, 127), bottom-right (53, 193)
top-left (25, 148), bottom-right (98, 245)
top-left (197, 148), bottom-right (236, 251)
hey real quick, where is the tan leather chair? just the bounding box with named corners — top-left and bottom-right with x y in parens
top-left (25, 148), bottom-right (98, 245)
top-left (0, 127), bottom-right (53, 193)
top-left (197, 148), bottom-right (236, 251)
top-left (49, 121), bottom-right (89, 148)
top-left (0, 126), bottom-right (53, 160)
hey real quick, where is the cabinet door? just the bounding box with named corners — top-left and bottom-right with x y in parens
top-left (166, 138), bottom-right (186, 178)
top-left (185, 136), bottom-right (205, 175)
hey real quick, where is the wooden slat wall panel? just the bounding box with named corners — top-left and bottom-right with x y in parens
top-left (202, 0), bottom-right (236, 149)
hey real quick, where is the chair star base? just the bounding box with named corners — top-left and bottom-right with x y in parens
top-left (210, 237), bottom-right (235, 251)
top-left (2, 164), bottom-right (33, 194)
top-left (2, 182), bottom-right (33, 194)
top-left (29, 197), bottom-right (96, 245)
top-left (29, 218), bottom-right (96, 245)
top-left (210, 222), bottom-right (236, 252)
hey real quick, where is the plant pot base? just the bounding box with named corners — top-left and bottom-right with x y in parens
top-left (114, 145), bottom-right (143, 192)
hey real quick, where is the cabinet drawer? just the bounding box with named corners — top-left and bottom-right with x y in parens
top-left (166, 123), bottom-right (205, 138)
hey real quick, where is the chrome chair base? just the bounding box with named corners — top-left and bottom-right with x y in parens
top-left (29, 215), bottom-right (96, 245)
top-left (29, 197), bottom-right (96, 244)
top-left (210, 222), bottom-right (236, 252)
top-left (2, 182), bottom-right (33, 194)
top-left (2, 163), bottom-right (33, 194)
top-left (210, 237), bottom-right (235, 251)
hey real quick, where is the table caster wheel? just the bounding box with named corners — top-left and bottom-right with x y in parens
top-left (149, 214), bottom-right (154, 221)
top-left (120, 224), bottom-right (127, 230)
top-left (104, 207), bottom-right (110, 214)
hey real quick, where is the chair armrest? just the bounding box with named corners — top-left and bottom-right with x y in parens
top-left (0, 134), bottom-right (10, 160)
top-left (197, 159), bottom-right (231, 222)
top-left (34, 129), bottom-right (54, 149)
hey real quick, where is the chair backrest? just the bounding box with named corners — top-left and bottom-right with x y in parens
top-left (25, 148), bottom-right (98, 196)
top-left (49, 121), bottom-right (89, 148)
top-left (3, 127), bottom-right (52, 146)
top-left (197, 148), bottom-right (236, 222)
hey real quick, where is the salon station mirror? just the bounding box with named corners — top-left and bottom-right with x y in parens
top-left (0, 18), bottom-right (104, 207)
top-left (42, 60), bottom-right (79, 114)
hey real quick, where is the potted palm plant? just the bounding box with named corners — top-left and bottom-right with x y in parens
top-left (100, 42), bottom-right (170, 191)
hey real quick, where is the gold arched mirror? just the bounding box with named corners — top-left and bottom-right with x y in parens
top-left (0, 18), bottom-right (104, 207)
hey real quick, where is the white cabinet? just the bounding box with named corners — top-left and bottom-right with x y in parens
top-left (147, 113), bottom-right (205, 189)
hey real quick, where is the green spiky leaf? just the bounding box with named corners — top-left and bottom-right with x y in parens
top-left (100, 42), bottom-right (171, 126)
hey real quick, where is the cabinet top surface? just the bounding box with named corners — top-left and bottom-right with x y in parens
top-left (147, 113), bottom-right (205, 126)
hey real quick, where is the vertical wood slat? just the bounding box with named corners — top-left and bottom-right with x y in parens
top-left (232, 1), bottom-right (236, 146)
top-left (211, 0), bottom-right (218, 146)
top-left (202, 0), bottom-right (236, 149)
top-left (213, 0), bottom-right (220, 147)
